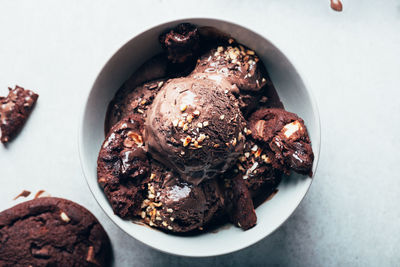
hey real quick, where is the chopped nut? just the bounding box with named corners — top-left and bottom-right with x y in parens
top-left (170, 217), bottom-right (175, 222)
top-left (283, 120), bottom-right (302, 138)
top-left (86, 246), bottom-right (97, 264)
top-left (167, 208), bottom-right (173, 213)
top-left (137, 109), bottom-right (144, 114)
top-left (193, 141), bottom-right (202, 148)
top-left (183, 123), bottom-right (189, 131)
top-left (150, 173), bottom-right (156, 180)
top-left (187, 114), bottom-right (193, 123)
top-left (238, 132), bottom-right (244, 141)
top-left (217, 46), bottom-right (224, 52)
top-left (255, 148), bottom-right (262, 158)
top-left (162, 221), bottom-right (168, 227)
top-left (180, 104), bottom-right (187, 112)
top-left (149, 221), bottom-right (155, 226)
top-left (193, 110), bottom-right (200, 116)
top-left (197, 122), bottom-right (203, 128)
top-left (213, 144), bottom-right (220, 148)
top-left (178, 120), bottom-right (184, 128)
top-left (230, 138), bottom-right (236, 146)
top-left (141, 211), bottom-right (146, 218)
top-left (156, 216), bottom-right (162, 221)
top-left (244, 152), bottom-right (250, 158)
top-left (167, 226), bottom-right (173, 230)
top-left (228, 38), bottom-right (234, 44)
top-left (180, 151), bottom-right (185, 155)
top-left (203, 121), bottom-right (209, 127)
top-left (246, 50), bottom-right (255, 55)
top-left (262, 77), bottom-right (266, 83)
top-left (148, 193), bottom-right (155, 199)
top-left (60, 212), bottom-right (70, 223)
top-left (140, 99), bottom-right (147, 105)
top-left (219, 115), bottom-right (225, 120)
top-left (172, 119), bottom-right (179, 127)
top-left (183, 136), bottom-right (192, 147)
top-left (197, 133), bottom-right (206, 143)
top-left (127, 131), bottom-right (143, 146)
top-left (251, 145), bottom-right (258, 152)
top-left (158, 81), bottom-right (164, 88)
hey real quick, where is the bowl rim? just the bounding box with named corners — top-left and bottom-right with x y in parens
top-left (78, 17), bottom-right (321, 257)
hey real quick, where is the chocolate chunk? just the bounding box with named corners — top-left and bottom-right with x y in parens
top-left (98, 114), bottom-right (150, 219)
top-left (159, 23), bottom-right (200, 64)
top-left (0, 86), bottom-right (38, 143)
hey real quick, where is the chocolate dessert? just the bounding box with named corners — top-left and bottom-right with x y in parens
top-left (0, 86), bottom-right (38, 143)
top-left (98, 23), bottom-right (314, 233)
top-left (0, 197), bottom-right (111, 266)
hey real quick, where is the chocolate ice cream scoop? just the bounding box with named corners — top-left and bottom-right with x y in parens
top-left (193, 45), bottom-right (268, 92)
top-left (140, 161), bottom-right (225, 233)
top-left (145, 75), bottom-right (246, 185)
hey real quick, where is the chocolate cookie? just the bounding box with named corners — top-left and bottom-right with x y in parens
top-left (249, 108), bottom-right (314, 176)
top-left (0, 85), bottom-right (38, 143)
top-left (98, 114), bottom-right (150, 219)
top-left (0, 197), bottom-right (111, 266)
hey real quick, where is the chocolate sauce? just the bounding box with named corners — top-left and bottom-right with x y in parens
top-left (13, 190), bottom-right (31, 200)
top-left (330, 0), bottom-right (343, 12)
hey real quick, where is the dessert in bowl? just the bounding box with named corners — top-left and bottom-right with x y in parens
top-left (79, 18), bottom-right (320, 257)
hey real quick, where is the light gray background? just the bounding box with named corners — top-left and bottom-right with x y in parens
top-left (1, 0), bottom-right (399, 266)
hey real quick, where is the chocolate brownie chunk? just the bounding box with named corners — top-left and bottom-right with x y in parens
top-left (224, 174), bottom-right (257, 230)
top-left (0, 197), bottom-right (111, 266)
top-left (159, 23), bottom-right (200, 64)
top-left (105, 79), bottom-right (165, 134)
top-left (139, 160), bottom-right (225, 233)
top-left (270, 120), bottom-right (314, 176)
top-left (235, 138), bottom-right (283, 199)
top-left (0, 86), bottom-right (38, 143)
top-left (97, 114), bottom-right (150, 219)
top-left (249, 108), bottom-right (314, 176)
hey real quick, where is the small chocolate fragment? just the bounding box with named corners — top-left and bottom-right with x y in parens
top-left (225, 174), bottom-right (257, 230)
top-left (0, 86), bottom-right (38, 143)
top-left (13, 190), bottom-right (31, 200)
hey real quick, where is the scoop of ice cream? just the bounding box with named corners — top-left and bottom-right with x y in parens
top-left (194, 45), bottom-right (268, 92)
top-left (139, 160), bottom-right (225, 233)
top-left (145, 75), bottom-right (246, 185)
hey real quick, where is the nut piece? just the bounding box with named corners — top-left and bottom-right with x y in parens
top-left (180, 104), bottom-right (187, 112)
top-left (60, 211), bottom-right (70, 223)
top-left (282, 120), bottom-right (302, 139)
top-left (86, 246), bottom-right (98, 264)
top-left (183, 136), bottom-right (192, 147)
top-left (127, 131), bottom-right (143, 147)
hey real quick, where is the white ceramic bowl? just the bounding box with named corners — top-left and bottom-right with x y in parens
top-left (78, 18), bottom-right (321, 257)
